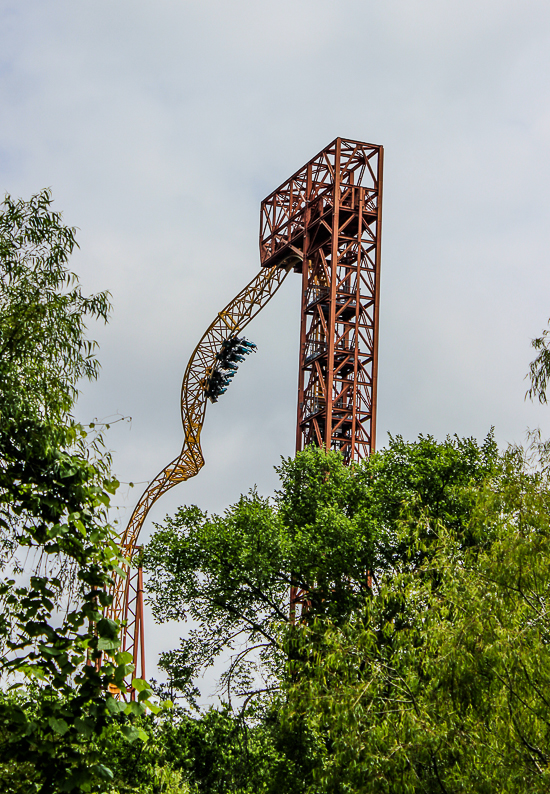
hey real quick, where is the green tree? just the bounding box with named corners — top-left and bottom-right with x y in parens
top-left (0, 190), bottom-right (154, 793)
top-left (79, 430), bottom-right (518, 793)
top-left (139, 433), bottom-right (501, 794)
top-left (144, 445), bottom-right (377, 706)
top-left (144, 433), bottom-right (498, 708)
top-left (283, 445), bottom-right (550, 793)
top-left (98, 702), bottom-right (293, 794)
top-left (527, 320), bottom-right (550, 403)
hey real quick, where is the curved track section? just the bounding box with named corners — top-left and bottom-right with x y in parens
top-left (108, 263), bottom-right (291, 640)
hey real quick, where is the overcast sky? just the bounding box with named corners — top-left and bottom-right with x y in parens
top-left (2, 0), bottom-right (550, 692)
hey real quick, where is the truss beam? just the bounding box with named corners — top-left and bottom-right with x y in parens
top-left (108, 263), bottom-right (292, 681)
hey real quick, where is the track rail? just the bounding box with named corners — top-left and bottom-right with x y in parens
top-left (108, 262), bottom-right (292, 663)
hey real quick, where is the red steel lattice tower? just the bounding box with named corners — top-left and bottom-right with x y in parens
top-left (260, 137), bottom-right (383, 460)
top-left (113, 138), bottom-right (383, 676)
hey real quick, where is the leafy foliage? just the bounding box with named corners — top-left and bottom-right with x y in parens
top-left (144, 446), bottom-right (378, 705)
top-left (95, 698), bottom-right (322, 794)
top-left (527, 320), bottom-right (550, 403)
top-left (116, 432), bottom-right (550, 793)
top-left (0, 189), bottom-right (110, 421)
top-left (144, 434), bottom-right (498, 707)
top-left (283, 447), bottom-right (550, 792)
top-left (0, 190), bottom-right (155, 792)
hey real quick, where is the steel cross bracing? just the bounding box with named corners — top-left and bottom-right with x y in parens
top-left (108, 262), bottom-right (292, 691)
top-left (120, 553), bottom-right (145, 684)
top-left (260, 137), bottom-right (383, 461)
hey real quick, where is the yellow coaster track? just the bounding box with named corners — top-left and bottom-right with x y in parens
top-left (108, 262), bottom-right (292, 644)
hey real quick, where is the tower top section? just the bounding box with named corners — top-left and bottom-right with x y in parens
top-left (260, 137), bottom-right (383, 271)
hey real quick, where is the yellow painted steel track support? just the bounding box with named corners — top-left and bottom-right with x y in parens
top-left (107, 263), bottom-right (291, 670)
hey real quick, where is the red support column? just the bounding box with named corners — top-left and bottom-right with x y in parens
top-left (121, 548), bottom-right (146, 699)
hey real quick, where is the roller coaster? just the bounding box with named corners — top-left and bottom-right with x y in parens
top-left (109, 137), bottom-right (384, 696)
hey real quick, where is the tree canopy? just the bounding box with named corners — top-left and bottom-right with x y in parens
top-left (283, 444), bottom-right (550, 793)
top-left (527, 320), bottom-right (550, 403)
top-left (140, 433), bottom-right (550, 793)
top-left (0, 190), bottom-right (157, 794)
top-left (144, 433), bottom-right (499, 708)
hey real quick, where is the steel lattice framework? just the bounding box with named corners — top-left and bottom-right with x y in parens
top-left (108, 263), bottom-right (292, 690)
top-left (112, 137), bottom-right (383, 693)
top-left (260, 137), bottom-right (383, 460)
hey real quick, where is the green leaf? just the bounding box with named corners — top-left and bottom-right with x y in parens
top-left (97, 617), bottom-right (118, 638)
top-left (125, 701), bottom-right (145, 717)
top-left (90, 764), bottom-right (114, 781)
top-left (22, 664), bottom-right (47, 681)
top-left (142, 699), bottom-right (161, 715)
top-left (74, 717), bottom-right (94, 738)
top-left (97, 637), bottom-right (120, 651)
top-left (105, 696), bottom-right (126, 715)
top-left (115, 651), bottom-right (133, 665)
top-left (48, 717), bottom-right (69, 735)
top-left (120, 724), bottom-right (147, 743)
